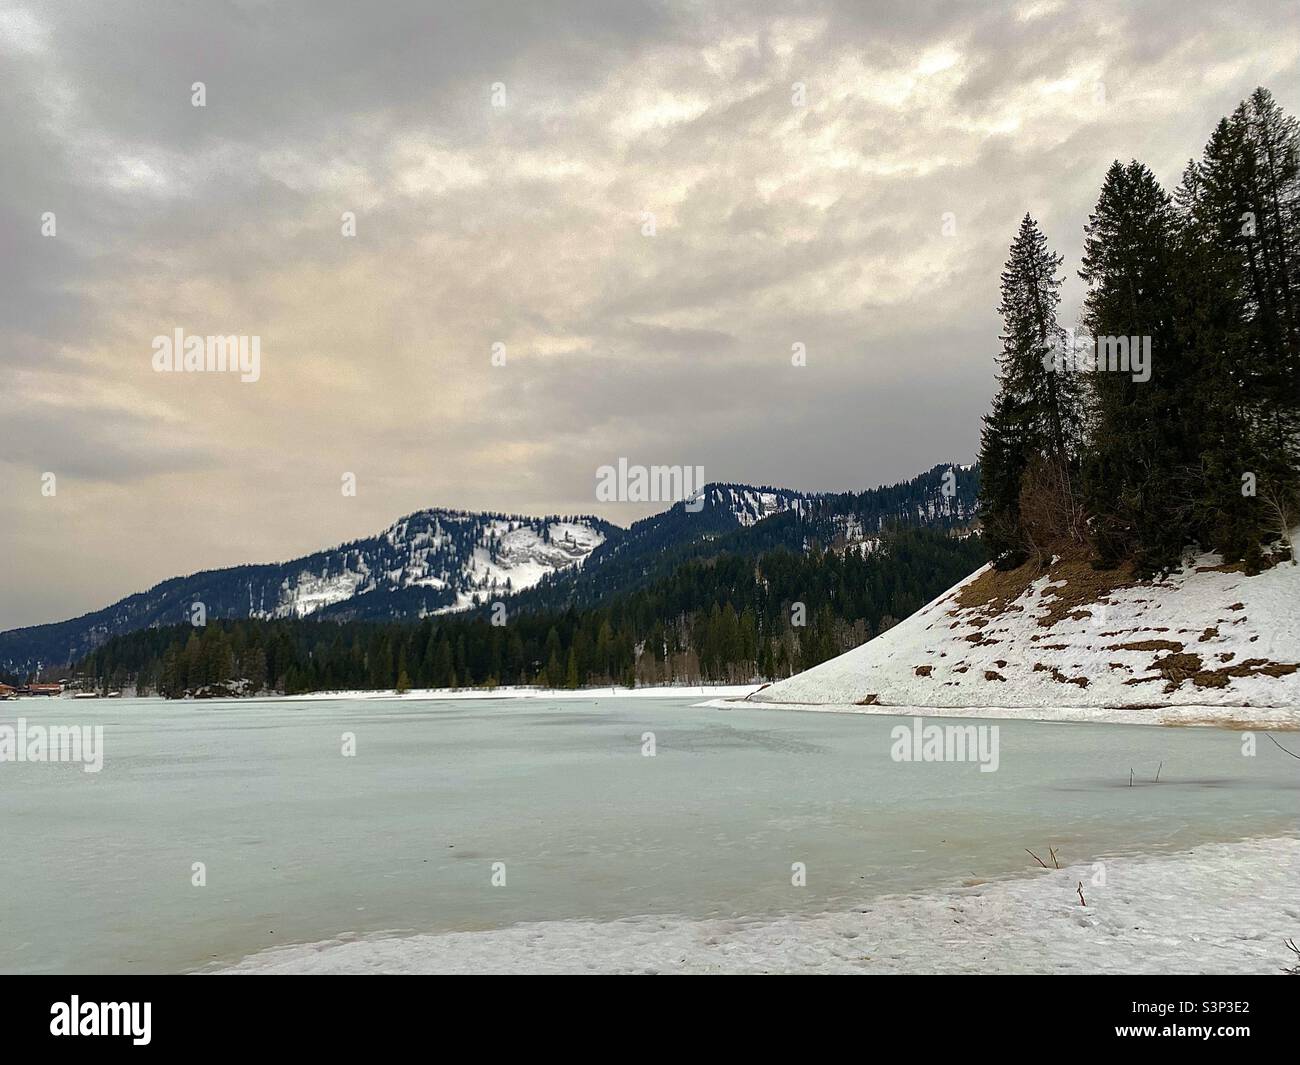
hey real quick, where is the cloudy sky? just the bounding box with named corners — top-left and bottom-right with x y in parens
top-left (1, 0), bottom-right (1297, 630)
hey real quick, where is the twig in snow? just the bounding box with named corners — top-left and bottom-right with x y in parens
top-left (1026, 848), bottom-right (1048, 869)
top-left (1283, 938), bottom-right (1300, 975)
top-left (1049, 847), bottom-right (1060, 869)
top-left (1154, 761), bottom-right (1162, 783)
top-left (1076, 882), bottom-right (1087, 907)
top-left (1129, 767), bottom-right (1134, 787)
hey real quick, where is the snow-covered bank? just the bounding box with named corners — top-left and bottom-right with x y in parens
top-left (280, 683), bottom-right (763, 702)
top-left (706, 698), bottom-right (1300, 729)
top-left (751, 538), bottom-right (1300, 718)
top-left (217, 835), bottom-right (1300, 974)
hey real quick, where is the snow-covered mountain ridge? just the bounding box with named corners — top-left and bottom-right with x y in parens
top-left (266, 510), bottom-right (609, 618)
top-left (0, 509), bottom-right (617, 674)
top-left (0, 463), bottom-right (981, 673)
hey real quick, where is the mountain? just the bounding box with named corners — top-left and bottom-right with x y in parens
top-left (0, 510), bottom-right (617, 675)
top-left (0, 463), bottom-right (981, 675)
top-left (509, 465), bottom-right (981, 614)
top-left (749, 536), bottom-right (1300, 721)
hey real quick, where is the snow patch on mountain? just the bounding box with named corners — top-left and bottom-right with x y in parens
top-left (705, 485), bottom-right (807, 526)
top-left (263, 512), bottom-right (607, 619)
top-left (435, 520), bottom-right (607, 612)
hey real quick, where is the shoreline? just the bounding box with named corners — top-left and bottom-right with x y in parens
top-left (707, 697), bottom-right (1300, 729)
top-left (216, 834), bottom-right (1300, 975)
top-left (36, 686), bottom-right (1299, 728)
top-left (277, 683), bottom-right (765, 702)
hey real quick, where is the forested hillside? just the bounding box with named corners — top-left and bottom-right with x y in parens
top-left (71, 528), bottom-right (987, 696)
top-left (3, 465), bottom-right (979, 676)
top-left (507, 464), bottom-right (980, 614)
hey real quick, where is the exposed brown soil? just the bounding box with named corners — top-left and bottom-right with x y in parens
top-left (952, 548), bottom-right (1140, 631)
top-left (984, 670), bottom-right (1006, 682)
top-left (1151, 652), bottom-right (1204, 690)
top-left (914, 665), bottom-right (933, 677)
top-left (1036, 559), bottom-right (1138, 628)
top-left (1108, 639), bottom-right (1184, 653)
top-left (1125, 651), bottom-right (1300, 692)
top-left (953, 559), bottom-right (1043, 615)
top-left (1032, 663), bottom-right (1089, 687)
top-left (1190, 659), bottom-right (1299, 688)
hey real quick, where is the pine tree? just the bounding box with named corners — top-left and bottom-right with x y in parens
top-left (1079, 161), bottom-right (1187, 572)
top-left (1173, 147), bottom-right (1261, 559)
top-left (978, 214), bottom-right (1081, 567)
top-left (564, 645), bottom-right (579, 689)
top-left (395, 649), bottom-right (410, 693)
top-left (1181, 90), bottom-right (1300, 558)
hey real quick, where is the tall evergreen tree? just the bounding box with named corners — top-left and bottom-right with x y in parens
top-left (978, 214), bottom-right (1081, 567)
top-left (1078, 160), bottom-right (1189, 571)
top-left (1180, 89), bottom-right (1300, 561)
top-left (1170, 153), bottom-right (1258, 559)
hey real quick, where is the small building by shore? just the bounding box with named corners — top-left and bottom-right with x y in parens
top-left (27, 683), bottom-right (63, 696)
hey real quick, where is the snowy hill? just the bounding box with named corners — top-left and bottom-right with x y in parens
top-left (0, 510), bottom-right (615, 673)
top-left (296, 511), bottom-right (608, 617)
top-left (751, 538), bottom-right (1300, 718)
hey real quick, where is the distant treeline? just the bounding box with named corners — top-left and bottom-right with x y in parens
top-left (71, 528), bottom-right (986, 696)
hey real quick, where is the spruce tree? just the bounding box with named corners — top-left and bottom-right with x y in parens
top-left (1078, 161), bottom-right (1187, 572)
top-left (1174, 89), bottom-right (1300, 561)
top-left (978, 214), bottom-right (1081, 567)
top-left (1173, 142), bottom-right (1261, 559)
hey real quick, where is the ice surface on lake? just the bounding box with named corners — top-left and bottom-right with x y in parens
top-left (1, 695), bottom-right (1295, 974)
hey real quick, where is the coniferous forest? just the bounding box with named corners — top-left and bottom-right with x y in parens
top-left (979, 88), bottom-right (1300, 576)
top-left (71, 529), bottom-right (985, 696)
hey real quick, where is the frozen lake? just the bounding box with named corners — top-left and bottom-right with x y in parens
top-left (1, 695), bottom-right (1296, 973)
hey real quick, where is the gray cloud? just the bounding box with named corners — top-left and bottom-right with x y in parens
top-left (2, 0), bottom-right (1298, 628)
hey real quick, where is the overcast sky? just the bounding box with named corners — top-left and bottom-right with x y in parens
top-left (1, 0), bottom-right (1297, 630)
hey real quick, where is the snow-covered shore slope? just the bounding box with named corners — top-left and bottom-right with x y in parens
top-left (217, 836), bottom-right (1300, 974)
top-left (752, 539), bottom-right (1300, 713)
